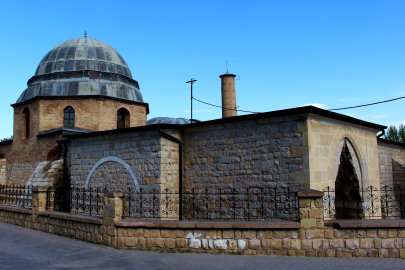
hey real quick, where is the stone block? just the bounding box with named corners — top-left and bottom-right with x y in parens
top-left (374, 238), bottom-right (382, 248)
top-left (267, 239), bottom-right (281, 250)
top-left (366, 229), bottom-right (377, 237)
top-left (356, 230), bottom-right (366, 238)
top-left (368, 249), bottom-right (378, 257)
top-left (306, 251), bottom-right (317, 257)
top-left (228, 239), bottom-right (237, 250)
top-left (161, 230), bottom-right (172, 238)
top-left (300, 219), bottom-right (316, 229)
top-left (261, 239), bottom-right (271, 250)
top-left (388, 229), bottom-right (397, 238)
top-left (325, 250), bottom-right (336, 257)
top-left (379, 249), bottom-right (389, 258)
top-left (378, 229), bottom-right (387, 238)
top-left (165, 238), bottom-right (176, 249)
top-left (176, 239), bottom-right (188, 248)
top-left (312, 239), bottom-right (322, 250)
top-left (360, 239), bottom-right (374, 249)
top-left (382, 239), bottom-right (395, 249)
top-left (172, 230), bottom-right (184, 238)
top-left (249, 239), bottom-right (261, 250)
top-left (390, 249), bottom-right (400, 258)
top-left (353, 249), bottom-right (367, 257)
top-left (324, 229), bottom-right (334, 239)
top-left (299, 199), bottom-right (311, 208)
top-left (271, 230), bottom-right (285, 239)
top-left (242, 230), bottom-right (256, 239)
top-left (345, 239), bottom-right (359, 250)
top-left (309, 209), bottom-right (323, 219)
top-left (337, 250), bottom-right (352, 258)
top-left (125, 237), bottom-right (138, 247)
top-left (306, 229), bottom-right (323, 239)
top-left (283, 239), bottom-right (291, 249)
top-left (398, 229), bottom-right (405, 238)
top-left (330, 239), bottom-right (344, 249)
top-left (302, 240), bottom-right (312, 250)
top-left (341, 230), bottom-right (355, 239)
top-left (263, 230), bottom-right (273, 239)
top-left (322, 240), bottom-right (329, 249)
top-left (149, 229), bottom-right (160, 238)
top-left (223, 230), bottom-right (234, 239)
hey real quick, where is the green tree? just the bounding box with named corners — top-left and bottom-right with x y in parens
top-left (385, 125), bottom-right (405, 143)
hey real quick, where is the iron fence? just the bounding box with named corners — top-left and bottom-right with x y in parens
top-left (323, 185), bottom-right (405, 219)
top-left (0, 184), bottom-right (32, 208)
top-left (47, 186), bottom-right (109, 217)
top-left (124, 186), bottom-right (300, 221)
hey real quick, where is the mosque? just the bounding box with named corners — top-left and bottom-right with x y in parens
top-left (0, 36), bottom-right (404, 207)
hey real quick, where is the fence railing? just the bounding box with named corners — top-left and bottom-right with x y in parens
top-left (124, 186), bottom-right (300, 221)
top-left (0, 184), bottom-right (32, 208)
top-left (47, 186), bottom-right (109, 217)
top-left (323, 185), bottom-right (405, 220)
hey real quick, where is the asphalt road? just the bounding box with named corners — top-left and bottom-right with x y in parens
top-left (1, 222), bottom-right (405, 270)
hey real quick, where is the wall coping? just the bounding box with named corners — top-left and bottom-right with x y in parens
top-left (115, 219), bottom-right (301, 229)
top-left (0, 205), bottom-right (32, 214)
top-left (38, 211), bottom-right (102, 225)
top-left (297, 189), bottom-right (324, 198)
top-left (32, 187), bottom-right (49, 192)
top-left (325, 219), bottom-right (405, 228)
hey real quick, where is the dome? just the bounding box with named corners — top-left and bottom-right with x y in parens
top-left (147, 117), bottom-right (201, 125)
top-left (16, 37), bottom-right (144, 104)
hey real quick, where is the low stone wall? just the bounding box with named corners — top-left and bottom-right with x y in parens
top-left (1, 188), bottom-right (405, 258)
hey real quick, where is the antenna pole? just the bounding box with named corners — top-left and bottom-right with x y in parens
top-left (186, 78), bottom-right (197, 123)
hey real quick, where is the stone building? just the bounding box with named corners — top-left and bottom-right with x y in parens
top-left (0, 36), bottom-right (404, 216)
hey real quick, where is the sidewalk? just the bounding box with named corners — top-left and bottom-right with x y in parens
top-left (1, 222), bottom-right (405, 270)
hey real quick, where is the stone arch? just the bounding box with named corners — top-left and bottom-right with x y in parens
top-left (326, 127), bottom-right (368, 191)
top-left (85, 156), bottom-right (139, 190)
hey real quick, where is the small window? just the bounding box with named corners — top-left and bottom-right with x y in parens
top-left (117, 108), bottom-right (129, 129)
top-left (22, 107), bottom-right (30, 139)
top-left (64, 106), bottom-right (75, 126)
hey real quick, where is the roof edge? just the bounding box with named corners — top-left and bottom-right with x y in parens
top-left (377, 137), bottom-right (405, 147)
top-left (64, 106), bottom-right (386, 140)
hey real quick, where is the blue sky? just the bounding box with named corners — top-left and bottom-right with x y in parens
top-left (0, 1), bottom-right (404, 138)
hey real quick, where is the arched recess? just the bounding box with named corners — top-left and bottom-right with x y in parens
top-left (22, 107), bottom-right (30, 139)
top-left (85, 156), bottom-right (139, 190)
top-left (333, 138), bottom-right (364, 219)
top-left (117, 108), bottom-right (130, 129)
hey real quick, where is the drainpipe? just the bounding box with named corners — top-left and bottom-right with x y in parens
top-left (157, 128), bottom-right (183, 220)
top-left (377, 130), bottom-right (385, 138)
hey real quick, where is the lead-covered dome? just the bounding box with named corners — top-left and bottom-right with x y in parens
top-left (16, 37), bottom-right (144, 104)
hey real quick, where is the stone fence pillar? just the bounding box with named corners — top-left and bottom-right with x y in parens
top-left (298, 189), bottom-right (324, 229)
top-left (31, 187), bottom-right (48, 216)
top-left (103, 191), bottom-right (124, 226)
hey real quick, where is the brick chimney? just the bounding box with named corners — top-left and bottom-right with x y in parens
top-left (220, 73), bottom-right (237, 118)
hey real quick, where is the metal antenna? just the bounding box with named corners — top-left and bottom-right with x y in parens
top-left (186, 78), bottom-right (197, 124)
top-left (84, 27), bottom-right (87, 38)
top-left (226, 61), bottom-right (228, 73)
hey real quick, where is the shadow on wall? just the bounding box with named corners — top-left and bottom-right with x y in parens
top-left (393, 159), bottom-right (405, 187)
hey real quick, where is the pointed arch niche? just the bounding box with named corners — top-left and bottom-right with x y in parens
top-left (331, 138), bottom-right (367, 219)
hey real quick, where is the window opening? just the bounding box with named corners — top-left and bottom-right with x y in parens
top-left (64, 106), bottom-right (75, 126)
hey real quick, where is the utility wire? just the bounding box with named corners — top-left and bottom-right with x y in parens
top-left (192, 97), bottom-right (259, 114)
top-left (330, 96), bottom-right (405, 111)
top-left (193, 95), bottom-right (405, 114)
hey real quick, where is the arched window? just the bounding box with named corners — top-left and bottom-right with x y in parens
top-left (64, 106), bottom-right (75, 126)
top-left (117, 108), bottom-right (129, 129)
top-left (22, 107), bottom-right (30, 139)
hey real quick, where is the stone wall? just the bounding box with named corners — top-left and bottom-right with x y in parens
top-left (26, 160), bottom-right (63, 187)
top-left (378, 140), bottom-right (405, 187)
top-left (67, 130), bottom-right (179, 192)
top-left (7, 162), bottom-right (40, 185)
top-left (2, 189), bottom-right (405, 258)
top-left (182, 119), bottom-right (304, 192)
top-left (306, 115), bottom-right (381, 192)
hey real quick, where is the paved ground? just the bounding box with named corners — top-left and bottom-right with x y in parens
top-left (1, 223), bottom-right (405, 270)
